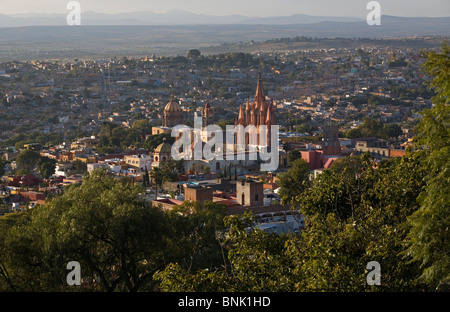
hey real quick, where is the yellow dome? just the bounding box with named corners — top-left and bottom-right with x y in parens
top-left (154, 140), bottom-right (172, 154)
top-left (164, 96), bottom-right (182, 112)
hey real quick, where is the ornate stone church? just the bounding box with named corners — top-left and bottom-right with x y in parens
top-left (235, 73), bottom-right (277, 147)
top-left (151, 74), bottom-right (280, 174)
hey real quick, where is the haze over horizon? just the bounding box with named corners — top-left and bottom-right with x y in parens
top-left (0, 0), bottom-right (449, 18)
top-left (0, 1), bottom-right (448, 60)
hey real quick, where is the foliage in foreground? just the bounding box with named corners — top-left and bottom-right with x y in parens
top-left (155, 152), bottom-right (429, 292)
top-left (0, 170), bottom-right (226, 292)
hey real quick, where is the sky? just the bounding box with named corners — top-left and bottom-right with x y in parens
top-left (0, 0), bottom-right (449, 17)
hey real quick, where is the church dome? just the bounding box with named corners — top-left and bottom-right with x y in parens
top-left (154, 138), bottom-right (172, 154)
top-left (164, 96), bottom-right (182, 112)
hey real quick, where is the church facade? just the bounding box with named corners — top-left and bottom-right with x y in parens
top-left (235, 73), bottom-right (277, 147)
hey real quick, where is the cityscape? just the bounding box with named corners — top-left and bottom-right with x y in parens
top-left (0, 0), bottom-right (449, 300)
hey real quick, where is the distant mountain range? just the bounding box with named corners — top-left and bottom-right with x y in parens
top-left (0, 10), bottom-right (448, 33)
top-left (0, 11), bottom-right (448, 60)
top-left (0, 10), bottom-right (370, 27)
top-left (0, 15), bottom-right (448, 40)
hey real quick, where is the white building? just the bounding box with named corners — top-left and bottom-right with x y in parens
top-left (124, 154), bottom-right (152, 171)
top-left (54, 163), bottom-right (72, 177)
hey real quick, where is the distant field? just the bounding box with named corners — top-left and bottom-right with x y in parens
top-left (0, 20), bottom-right (448, 60)
top-left (202, 37), bottom-right (448, 56)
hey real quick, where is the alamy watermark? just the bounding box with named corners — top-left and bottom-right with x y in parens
top-left (67, 1), bottom-right (81, 26)
top-left (66, 261), bottom-right (81, 286)
top-left (366, 261), bottom-right (381, 285)
top-left (171, 117), bottom-right (280, 172)
top-left (367, 1), bottom-right (381, 26)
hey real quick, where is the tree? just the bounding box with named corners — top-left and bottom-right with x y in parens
top-left (142, 166), bottom-right (150, 188)
top-left (98, 122), bottom-right (118, 138)
top-left (0, 158), bottom-right (8, 176)
top-left (161, 158), bottom-right (184, 182)
top-left (0, 169), bottom-right (235, 292)
top-left (295, 123), bottom-right (314, 134)
top-left (346, 117), bottom-right (387, 139)
top-left (219, 213), bottom-right (295, 292)
top-left (154, 153), bottom-right (428, 292)
top-left (68, 160), bottom-right (87, 175)
top-left (383, 123), bottom-right (403, 139)
top-left (287, 150), bottom-right (301, 165)
top-left (187, 49), bottom-right (201, 59)
top-left (360, 117), bottom-right (384, 138)
top-left (161, 200), bottom-right (226, 273)
top-left (149, 159), bottom-right (185, 196)
top-left (346, 127), bottom-right (363, 139)
top-left (405, 42), bottom-right (450, 291)
top-left (150, 166), bottom-right (164, 199)
top-left (422, 42), bottom-right (450, 105)
top-left (37, 157), bottom-right (57, 179)
top-left (283, 142), bottom-right (293, 153)
top-left (16, 149), bottom-right (41, 175)
top-left (132, 119), bottom-right (151, 136)
top-left (0, 169), bottom-right (171, 292)
top-left (0, 211), bottom-right (44, 291)
top-left (293, 153), bottom-right (426, 291)
top-left (143, 133), bottom-right (174, 152)
top-left (154, 211), bottom-right (294, 292)
top-left (278, 158), bottom-right (311, 207)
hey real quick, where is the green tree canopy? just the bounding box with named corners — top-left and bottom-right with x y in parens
top-left (0, 169), bottom-right (170, 291)
top-left (277, 158), bottom-right (311, 207)
top-left (405, 42), bottom-right (450, 291)
top-left (132, 119), bottom-right (151, 136)
top-left (154, 152), bottom-right (428, 292)
top-left (383, 123), bottom-right (403, 139)
top-left (143, 133), bottom-right (174, 152)
top-left (16, 149), bottom-right (41, 175)
top-left (0, 158), bottom-right (8, 176)
top-left (37, 157), bottom-right (57, 179)
top-left (187, 49), bottom-right (202, 59)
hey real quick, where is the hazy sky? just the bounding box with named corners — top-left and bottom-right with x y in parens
top-left (0, 0), bottom-right (449, 17)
